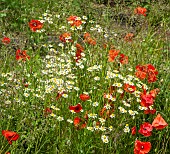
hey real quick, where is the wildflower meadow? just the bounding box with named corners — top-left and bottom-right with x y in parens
top-left (0, 0), bottom-right (169, 153)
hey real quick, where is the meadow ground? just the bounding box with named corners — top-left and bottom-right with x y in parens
top-left (0, 0), bottom-right (170, 153)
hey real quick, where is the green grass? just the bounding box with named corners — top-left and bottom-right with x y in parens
top-left (0, 0), bottom-right (170, 153)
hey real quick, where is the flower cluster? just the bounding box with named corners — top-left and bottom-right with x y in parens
top-left (134, 7), bottom-right (147, 16)
top-left (16, 49), bottom-right (30, 61)
top-left (131, 114), bottom-right (168, 153)
top-left (108, 49), bottom-right (128, 64)
top-left (135, 64), bottom-right (158, 83)
top-left (0, 11), bottom-right (168, 154)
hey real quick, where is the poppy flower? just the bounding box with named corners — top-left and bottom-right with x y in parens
top-left (2, 130), bottom-right (19, 145)
top-left (134, 140), bottom-right (151, 154)
top-left (2, 37), bottom-right (11, 44)
top-left (80, 123), bottom-right (87, 129)
top-left (144, 108), bottom-right (156, 115)
top-left (67, 15), bottom-right (82, 27)
top-left (138, 122), bottom-right (153, 137)
top-left (147, 64), bottom-right (158, 75)
top-left (149, 88), bottom-right (160, 98)
top-left (44, 107), bottom-right (52, 116)
top-left (84, 37), bottom-right (96, 45)
top-left (16, 49), bottom-right (30, 61)
top-left (152, 114), bottom-right (168, 130)
top-left (59, 32), bottom-right (72, 43)
top-left (74, 117), bottom-right (81, 126)
top-left (67, 15), bottom-right (77, 21)
top-left (84, 32), bottom-right (91, 39)
top-left (136, 65), bottom-right (148, 72)
top-left (29, 20), bottom-right (43, 32)
top-left (147, 64), bottom-right (158, 83)
top-left (69, 103), bottom-right (82, 113)
top-left (83, 32), bottom-right (96, 45)
top-left (135, 70), bottom-right (147, 80)
top-left (108, 49), bottom-right (120, 62)
top-left (131, 126), bottom-right (136, 135)
top-left (140, 93), bottom-right (154, 107)
top-left (73, 116), bottom-right (87, 129)
top-left (135, 65), bottom-right (147, 80)
top-left (80, 94), bottom-right (90, 101)
top-left (134, 7), bottom-right (147, 16)
top-left (76, 43), bottom-right (84, 52)
top-left (140, 87), bottom-right (155, 107)
top-left (124, 33), bottom-right (134, 42)
top-left (75, 43), bottom-right (84, 62)
top-left (124, 84), bottom-right (136, 93)
top-left (119, 54), bottom-right (128, 64)
top-left (135, 64), bottom-right (158, 82)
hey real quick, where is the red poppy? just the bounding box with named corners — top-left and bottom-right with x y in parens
top-left (67, 15), bottom-right (82, 27)
top-left (135, 64), bottom-right (158, 82)
top-left (67, 15), bottom-right (77, 21)
top-left (119, 54), bottom-right (128, 64)
top-left (131, 126), bottom-right (136, 135)
top-left (134, 7), bottom-right (147, 16)
top-left (2, 130), bottom-right (19, 145)
top-left (152, 114), bottom-right (168, 130)
top-left (140, 93), bottom-right (154, 107)
top-left (73, 116), bottom-right (87, 130)
top-left (136, 65), bottom-right (148, 72)
top-left (59, 32), bottom-right (72, 43)
top-left (44, 107), bottom-right (52, 116)
top-left (83, 32), bottom-right (96, 45)
top-left (147, 70), bottom-right (158, 83)
top-left (124, 33), bottom-right (134, 42)
top-left (81, 123), bottom-right (87, 129)
top-left (124, 84), bottom-right (136, 93)
top-left (144, 108), bottom-right (156, 115)
top-left (149, 88), bottom-right (160, 98)
top-left (138, 122), bottom-right (153, 137)
top-left (29, 20), bottom-right (43, 32)
top-left (5, 152), bottom-right (10, 154)
top-left (69, 103), bottom-right (82, 113)
top-left (147, 64), bottom-right (158, 83)
top-left (75, 43), bottom-right (84, 62)
top-left (135, 65), bottom-right (147, 80)
top-left (84, 32), bottom-right (91, 39)
top-left (76, 43), bottom-right (84, 52)
top-left (108, 49), bottom-right (120, 62)
top-left (134, 140), bottom-right (151, 154)
top-left (74, 117), bottom-right (81, 126)
top-left (16, 49), bottom-right (30, 61)
top-left (80, 94), bottom-right (90, 101)
top-left (2, 37), bottom-right (11, 44)
top-left (84, 37), bottom-right (96, 45)
top-left (135, 70), bottom-right (147, 80)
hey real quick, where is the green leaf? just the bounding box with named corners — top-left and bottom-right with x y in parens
top-left (0, 13), bottom-right (6, 17)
